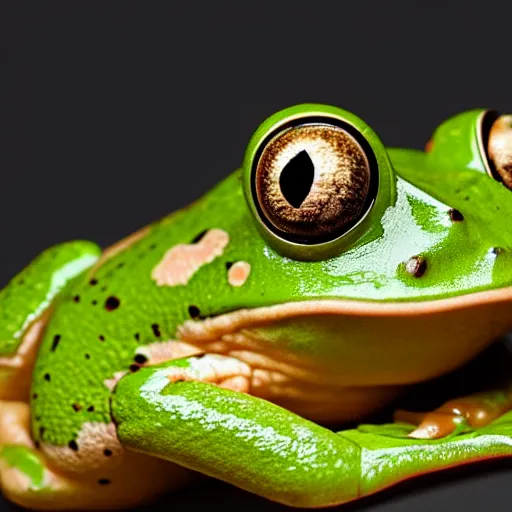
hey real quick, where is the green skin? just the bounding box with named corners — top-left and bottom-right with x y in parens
top-left (2, 104), bottom-right (512, 508)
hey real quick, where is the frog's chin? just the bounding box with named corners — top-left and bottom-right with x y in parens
top-left (176, 285), bottom-right (512, 387)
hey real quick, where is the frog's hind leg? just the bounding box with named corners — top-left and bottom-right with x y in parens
top-left (0, 242), bottom-right (182, 509)
top-left (0, 312), bottom-right (50, 401)
top-left (0, 241), bottom-right (101, 401)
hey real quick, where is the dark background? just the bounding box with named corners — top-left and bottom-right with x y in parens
top-left (3, 2), bottom-right (512, 511)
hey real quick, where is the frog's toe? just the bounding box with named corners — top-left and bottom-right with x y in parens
top-left (0, 445), bottom-right (185, 510)
top-left (395, 390), bottom-right (512, 440)
top-left (394, 409), bottom-right (465, 439)
top-left (0, 445), bottom-right (54, 508)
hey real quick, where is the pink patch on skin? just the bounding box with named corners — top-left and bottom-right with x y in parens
top-left (152, 229), bottom-right (229, 286)
top-left (227, 261), bottom-right (251, 287)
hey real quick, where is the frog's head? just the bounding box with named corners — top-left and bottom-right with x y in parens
top-left (242, 104), bottom-right (512, 263)
top-left (173, 104), bottom-right (512, 386)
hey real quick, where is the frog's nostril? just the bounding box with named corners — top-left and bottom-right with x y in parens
top-left (279, 150), bottom-right (315, 208)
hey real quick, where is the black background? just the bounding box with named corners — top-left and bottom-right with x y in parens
top-left (3, 2), bottom-right (512, 511)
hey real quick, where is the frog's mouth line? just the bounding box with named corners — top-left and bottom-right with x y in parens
top-left (176, 286), bottom-right (512, 389)
top-left (178, 285), bottom-right (512, 342)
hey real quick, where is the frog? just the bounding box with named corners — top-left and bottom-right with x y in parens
top-left (2, 103), bottom-right (512, 510)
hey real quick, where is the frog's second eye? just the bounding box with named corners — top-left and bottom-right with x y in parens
top-left (488, 115), bottom-right (512, 189)
top-left (253, 122), bottom-right (375, 244)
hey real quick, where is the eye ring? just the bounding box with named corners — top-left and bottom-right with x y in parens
top-left (242, 104), bottom-right (396, 261)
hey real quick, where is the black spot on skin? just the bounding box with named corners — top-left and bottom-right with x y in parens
top-left (18, 279), bottom-right (24, 285)
top-left (134, 354), bottom-right (148, 364)
top-left (32, 393), bottom-right (38, 400)
top-left (44, 373), bottom-right (51, 382)
top-left (188, 305), bottom-right (201, 318)
top-left (129, 364), bottom-right (140, 372)
top-left (39, 427), bottom-right (46, 438)
top-left (105, 296), bottom-right (120, 311)
top-left (225, 261), bottom-right (234, 270)
top-left (98, 335), bottom-right (105, 342)
top-left (100, 286), bottom-right (107, 292)
top-left (151, 323), bottom-right (161, 337)
top-left (68, 440), bottom-right (79, 451)
top-left (51, 335), bottom-right (61, 352)
top-left (87, 406), bottom-right (95, 412)
top-left (149, 243), bottom-right (157, 250)
top-left (191, 230), bottom-right (208, 243)
top-left (73, 295), bottom-right (80, 303)
top-left (89, 279), bottom-right (98, 286)
top-left (72, 403), bottom-right (82, 412)
top-left (98, 479), bottom-right (111, 486)
top-left (85, 354), bottom-right (91, 360)
top-left (35, 415), bottom-right (41, 421)
top-left (491, 247), bottom-right (505, 255)
top-left (104, 449), bottom-right (113, 457)
top-left (92, 300), bottom-right (98, 306)
top-left (449, 209), bottom-right (464, 222)
top-left (405, 256), bottom-right (428, 278)
top-left (464, 196), bottom-right (470, 201)
top-left (116, 262), bottom-right (125, 269)
top-left (134, 333), bottom-right (140, 341)
top-left (35, 440), bottom-right (40, 449)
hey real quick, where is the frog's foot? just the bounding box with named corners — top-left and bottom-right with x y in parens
top-left (0, 400), bottom-right (191, 510)
top-left (394, 389), bottom-right (512, 439)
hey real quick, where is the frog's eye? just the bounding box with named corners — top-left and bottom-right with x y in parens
top-left (243, 105), bottom-right (394, 261)
top-left (487, 115), bottom-right (512, 189)
top-left (252, 122), bottom-right (375, 244)
top-left (253, 122), bottom-right (373, 243)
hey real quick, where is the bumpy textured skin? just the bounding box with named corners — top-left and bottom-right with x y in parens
top-left (3, 104), bottom-right (512, 508)
top-left (31, 164), bottom-right (512, 449)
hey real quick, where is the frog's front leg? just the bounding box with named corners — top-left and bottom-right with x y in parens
top-left (113, 355), bottom-right (512, 508)
top-left (112, 355), bottom-right (362, 508)
top-left (395, 387), bottom-right (512, 439)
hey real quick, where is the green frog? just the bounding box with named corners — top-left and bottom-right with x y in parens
top-left (2, 104), bottom-right (512, 509)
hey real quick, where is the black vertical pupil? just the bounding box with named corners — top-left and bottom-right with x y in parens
top-left (279, 150), bottom-right (315, 208)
